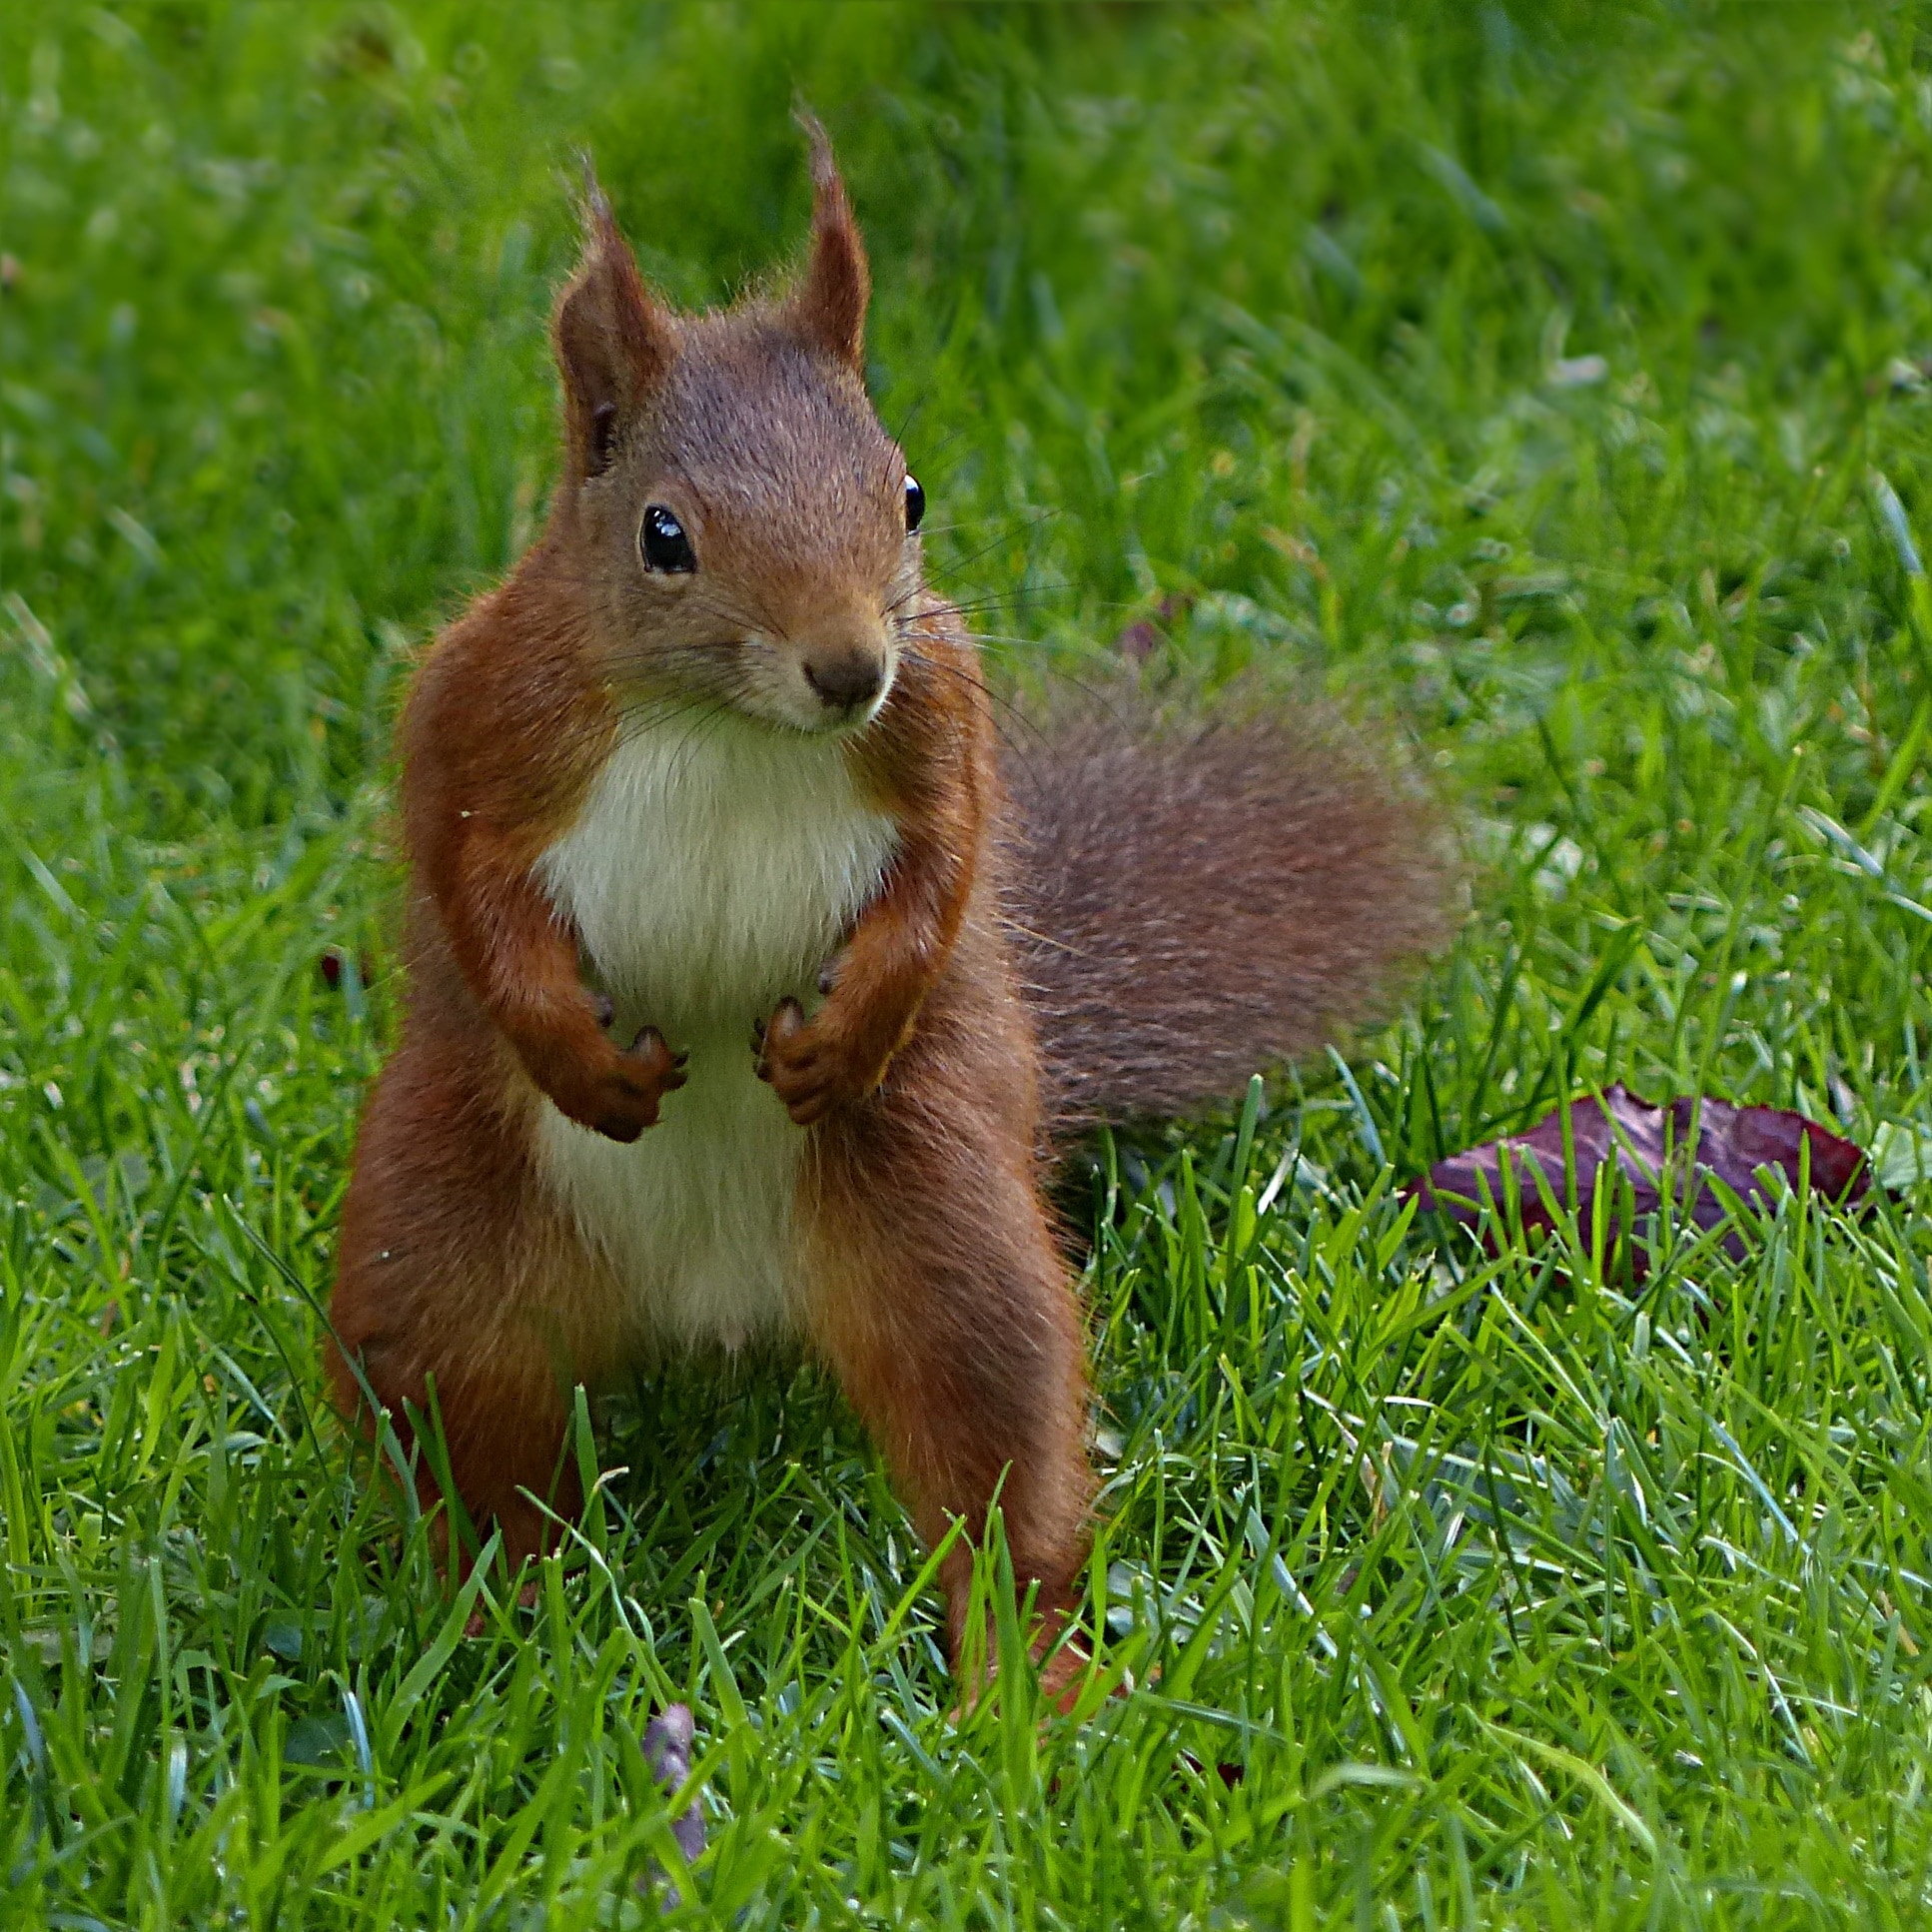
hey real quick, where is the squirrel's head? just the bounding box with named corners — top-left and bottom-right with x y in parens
top-left (548, 120), bottom-right (923, 737)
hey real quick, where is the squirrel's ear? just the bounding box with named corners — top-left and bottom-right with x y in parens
top-left (783, 114), bottom-right (869, 375)
top-left (552, 167), bottom-right (675, 477)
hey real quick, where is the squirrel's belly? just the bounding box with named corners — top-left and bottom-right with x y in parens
top-left (531, 715), bottom-right (898, 1349)
top-left (533, 1037), bottom-right (803, 1351)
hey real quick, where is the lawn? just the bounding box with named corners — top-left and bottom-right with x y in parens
top-left (5, 1), bottom-right (1932, 1924)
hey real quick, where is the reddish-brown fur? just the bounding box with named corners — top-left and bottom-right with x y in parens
top-left (330, 126), bottom-right (1446, 1698)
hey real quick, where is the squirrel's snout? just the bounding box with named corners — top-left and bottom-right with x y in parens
top-left (802, 646), bottom-right (888, 713)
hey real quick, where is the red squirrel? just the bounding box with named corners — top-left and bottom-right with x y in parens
top-left (329, 125), bottom-right (1447, 1694)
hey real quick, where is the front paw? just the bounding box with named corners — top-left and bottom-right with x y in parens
top-left (754, 997), bottom-right (891, 1126)
top-left (575, 1026), bottom-right (688, 1142)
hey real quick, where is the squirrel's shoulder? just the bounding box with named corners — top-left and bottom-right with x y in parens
top-left (400, 570), bottom-right (615, 837)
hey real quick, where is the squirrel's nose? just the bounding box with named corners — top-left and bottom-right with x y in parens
top-left (802, 646), bottom-right (887, 711)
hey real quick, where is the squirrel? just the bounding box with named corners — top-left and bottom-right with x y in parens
top-left (328, 122), bottom-right (1449, 1699)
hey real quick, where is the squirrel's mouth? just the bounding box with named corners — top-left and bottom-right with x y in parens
top-left (756, 686), bottom-right (891, 740)
top-left (609, 634), bottom-right (896, 740)
top-left (732, 641), bottom-right (897, 739)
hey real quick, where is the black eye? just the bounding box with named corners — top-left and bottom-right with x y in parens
top-left (904, 475), bottom-right (925, 533)
top-left (640, 504), bottom-right (695, 573)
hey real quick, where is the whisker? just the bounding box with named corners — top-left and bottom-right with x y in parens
top-left (943, 630), bottom-right (1144, 737)
top-left (723, 584), bottom-right (791, 640)
top-left (890, 514), bottom-right (1064, 614)
top-left (946, 641), bottom-right (1066, 664)
top-left (885, 387), bottom-right (934, 457)
top-left (909, 510), bottom-right (1064, 598)
top-left (665, 696), bottom-right (743, 788)
top-left (897, 642), bottom-right (1066, 785)
top-left (598, 653), bottom-right (737, 706)
top-left (920, 584), bottom-right (1080, 622)
top-left (610, 692), bottom-right (734, 753)
top-left (889, 415), bottom-right (977, 479)
top-left (890, 584), bottom-right (1078, 635)
top-left (680, 586), bottom-right (773, 637)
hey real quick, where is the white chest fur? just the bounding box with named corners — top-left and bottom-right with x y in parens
top-left (532, 716), bottom-right (898, 1351)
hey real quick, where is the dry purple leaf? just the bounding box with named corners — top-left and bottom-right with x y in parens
top-left (639, 1702), bottom-right (704, 1905)
top-left (1406, 1084), bottom-right (1868, 1274)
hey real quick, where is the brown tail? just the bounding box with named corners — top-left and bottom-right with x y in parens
top-left (1003, 701), bottom-right (1454, 1128)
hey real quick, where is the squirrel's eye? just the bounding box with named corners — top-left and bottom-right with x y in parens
top-left (903, 476), bottom-right (925, 534)
top-left (640, 504), bottom-right (696, 573)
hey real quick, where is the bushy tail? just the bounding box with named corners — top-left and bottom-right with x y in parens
top-left (1003, 701), bottom-right (1454, 1129)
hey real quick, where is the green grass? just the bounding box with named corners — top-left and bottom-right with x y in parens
top-left (5, 1), bottom-right (1932, 1923)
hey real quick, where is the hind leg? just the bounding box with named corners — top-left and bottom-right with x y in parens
top-left (799, 1054), bottom-right (1093, 1699)
top-left (331, 1031), bottom-right (620, 1569)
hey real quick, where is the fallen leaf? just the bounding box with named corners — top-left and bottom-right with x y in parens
top-left (640, 1703), bottom-right (705, 1904)
top-left (1406, 1084), bottom-right (1868, 1274)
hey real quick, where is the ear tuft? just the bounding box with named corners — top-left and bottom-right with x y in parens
top-left (552, 161), bottom-right (675, 477)
top-left (784, 110), bottom-right (870, 375)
